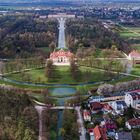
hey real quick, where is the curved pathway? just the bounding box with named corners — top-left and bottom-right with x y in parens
top-left (2, 70), bottom-right (138, 88)
top-left (2, 77), bottom-right (105, 87)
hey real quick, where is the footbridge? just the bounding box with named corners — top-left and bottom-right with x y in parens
top-left (50, 106), bottom-right (74, 110)
top-left (33, 100), bottom-right (74, 110)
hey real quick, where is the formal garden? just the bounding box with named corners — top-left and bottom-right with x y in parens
top-left (5, 65), bottom-right (116, 84)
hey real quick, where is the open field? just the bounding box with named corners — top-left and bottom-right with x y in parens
top-left (115, 24), bottom-right (140, 53)
top-left (117, 25), bottom-right (140, 38)
top-left (120, 32), bottom-right (140, 38)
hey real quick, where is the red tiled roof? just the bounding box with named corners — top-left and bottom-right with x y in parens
top-left (50, 49), bottom-right (73, 59)
top-left (83, 110), bottom-right (90, 117)
top-left (93, 125), bottom-right (107, 140)
top-left (90, 102), bottom-right (103, 111)
top-left (128, 118), bottom-right (140, 127)
top-left (102, 103), bottom-right (113, 110)
top-left (129, 50), bottom-right (140, 58)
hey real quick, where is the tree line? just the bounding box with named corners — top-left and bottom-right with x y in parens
top-left (0, 89), bottom-right (38, 140)
top-left (97, 78), bottom-right (140, 96)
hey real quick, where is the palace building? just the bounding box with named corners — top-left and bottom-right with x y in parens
top-left (49, 49), bottom-right (73, 65)
top-left (128, 50), bottom-right (140, 60)
top-left (128, 50), bottom-right (140, 64)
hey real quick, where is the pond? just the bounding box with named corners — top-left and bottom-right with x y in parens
top-left (49, 87), bottom-right (76, 97)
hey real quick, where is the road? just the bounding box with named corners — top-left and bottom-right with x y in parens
top-left (58, 18), bottom-right (66, 49)
top-left (35, 105), bottom-right (46, 140)
top-left (75, 106), bottom-right (86, 140)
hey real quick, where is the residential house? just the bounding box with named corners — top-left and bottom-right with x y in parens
top-left (104, 119), bottom-right (117, 130)
top-left (128, 50), bottom-right (140, 61)
top-left (93, 125), bottom-right (107, 140)
top-left (90, 102), bottom-right (103, 114)
top-left (136, 101), bottom-right (140, 109)
top-left (102, 103), bottom-right (113, 114)
top-left (83, 110), bottom-right (91, 122)
top-left (125, 92), bottom-right (140, 108)
top-left (125, 118), bottom-right (140, 130)
top-left (115, 132), bottom-right (133, 140)
top-left (111, 100), bottom-right (127, 115)
top-left (101, 119), bottom-right (117, 138)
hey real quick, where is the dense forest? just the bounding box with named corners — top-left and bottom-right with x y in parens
top-left (0, 89), bottom-right (38, 140)
top-left (0, 15), bottom-right (58, 58)
top-left (66, 18), bottom-right (130, 54)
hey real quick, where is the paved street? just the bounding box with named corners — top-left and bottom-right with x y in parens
top-left (75, 106), bottom-right (86, 140)
top-left (35, 105), bottom-right (45, 140)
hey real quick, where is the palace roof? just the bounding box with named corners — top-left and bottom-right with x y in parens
top-left (129, 50), bottom-right (140, 58)
top-left (50, 49), bottom-right (73, 59)
top-left (127, 118), bottom-right (140, 127)
top-left (93, 125), bottom-right (107, 140)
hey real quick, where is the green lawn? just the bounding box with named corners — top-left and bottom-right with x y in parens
top-left (6, 66), bottom-right (113, 84)
top-left (110, 76), bottom-right (136, 84)
top-left (131, 64), bottom-right (140, 76)
top-left (120, 32), bottom-right (140, 38)
top-left (126, 27), bottom-right (140, 33)
top-left (40, 47), bottom-right (50, 53)
top-left (117, 25), bottom-right (140, 38)
top-left (3, 65), bottom-right (140, 91)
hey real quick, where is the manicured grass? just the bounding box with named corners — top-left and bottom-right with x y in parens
top-left (50, 131), bottom-right (57, 140)
top-left (120, 32), bottom-right (140, 38)
top-left (117, 25), bottom-right (140, 38)
top-left (125, 27), bottom-right (140, 33)
top-left (2, 65), bottom-right (139, 92)
top-left (131, 64), bottom-right (140, 76)
top-left (6, 66), bottom-right (112, 84)
top-left (29, 92), bottom-right (44, 102)
top-left (110, 76), bottom-right (136, 84)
